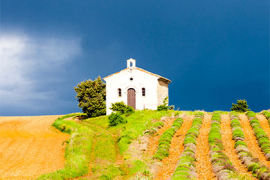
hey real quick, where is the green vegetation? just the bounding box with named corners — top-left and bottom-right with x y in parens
top-left (82, 110), bottom-right (173, 179)
top-left (78, 123), bottom-right (121, 179)
top-left (231, 99), bottom-right (250, 112)
top-left (153, 117), bottom-right (184, 160)
top-left (87, 110), bottom-right (173, 179)
top-left (229, 172), bottom-right (257, 180)
top-left (74, 76), bottom-right (106, 117)
top-left (208, 112), bottom-right (235, 179)
top-left (37, 113), bottom-right (94, 180)
top-left (110, 101), bottom-right (135, 116)
top-left (157, 96), bottom-right (174, 111)
top-left (171, 112), bottom-right (204, 180)
top-left (38, 110), bottom-right (173, 180)
top-left (86, 110), bottom-right (173, 154)
top-left (262, 110), bottom-right (270, 126)
top-left (108, 112), bottom-right (127, 127)
top-left (246, 111), bottom-right (270, 160)
top-left (108, 102), bottom-right (135, 127)
top-left (36, 109), bottom-right (270, 179)
top-left (147, 121), bottom-right (165, 135)
top-left (229, 111), bottom-right (270, 178)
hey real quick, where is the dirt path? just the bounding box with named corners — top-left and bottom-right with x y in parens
top-left (0, 115), bottom-right (69, 180)
top-left (221, 114), bottom-right (255, 178)
top-left (256, 114), bottom-right (270, 139)
top-left (238, 114), bottom-right (270, 168)
top-left (195, 113), bottom-right (216, 180)
top-left (74, 122), bottom-right (120, 180)
top-left (154, 115), bottom-right (194, 180)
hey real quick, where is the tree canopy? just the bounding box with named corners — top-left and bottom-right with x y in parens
top-left (231, 99), bottom-right (250, 112)
top-left (74, 76), bottom-right (106, 117)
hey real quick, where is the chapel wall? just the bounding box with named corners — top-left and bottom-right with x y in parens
top-left (157, 79), bottom-right (169, 106)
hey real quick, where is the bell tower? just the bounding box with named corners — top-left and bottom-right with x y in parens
top-left (127, 58), bottom-right (136, 68)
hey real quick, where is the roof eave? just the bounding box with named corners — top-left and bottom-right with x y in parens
top-left (158, 77), bottom-right (172, 84)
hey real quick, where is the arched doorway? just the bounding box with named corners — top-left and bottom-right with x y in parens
top-left (127, 88), bottom-right (136, 110)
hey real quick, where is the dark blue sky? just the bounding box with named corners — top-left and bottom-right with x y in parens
top-left (0, 0), bottom-right (269, 116)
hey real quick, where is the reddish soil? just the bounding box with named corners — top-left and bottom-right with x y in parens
top-left (221, 114), bottom-right (255, 179)
top-left (256, 114), bottom-right (270, 140)
top-left (0, 115), bottom-right (69, 180)
top-left (154, 115), bottom-right (194, 180)
top-left (238, 114), bottom-right (270, 168)
top-left (195, 113), bottom-right (217, 180)
top-left (147, 117), bottom-right (176, 157)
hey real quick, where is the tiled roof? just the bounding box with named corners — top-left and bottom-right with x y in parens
top-left (103, 67), bottom-right (171, 83)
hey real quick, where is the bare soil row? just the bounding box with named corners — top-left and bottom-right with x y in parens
top-left (152, 113), bottom-right (270, 180)
top-left (154, 115), bottom-right (194, 180)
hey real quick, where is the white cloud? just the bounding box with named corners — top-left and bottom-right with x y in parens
top-left (0, 32), bottom-right (82, 109)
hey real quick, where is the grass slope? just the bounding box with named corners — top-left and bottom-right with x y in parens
top-left (81, 110), bottom-right (174, 179)
top-left (37, 113), bottom-right (95, 180)
top-left (38, 110), bottom-right (173, 180)
top-left (85, 110), bottom-right (174, 155)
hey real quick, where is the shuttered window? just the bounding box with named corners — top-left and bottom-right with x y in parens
top-left (142, 88), bottom-right (145, 96)
top-left (118, 88), bottom-right (122, 97)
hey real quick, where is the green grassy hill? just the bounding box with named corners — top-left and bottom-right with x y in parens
top-left (37, 110), bottom-right (270, 180)
top-left (37, 110), bottom-right (175, 180)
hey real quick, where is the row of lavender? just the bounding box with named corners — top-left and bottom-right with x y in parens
top-left (171, 112), bottom-right (204, 179)
top-left (208, 112), bottom-right (236, 179)
top-left (230, 111), bottom-right (270, 179)
top-left (153, 117), bottom-right (184, 160)
top-left (246, 111), bottom-right (270, 160)
top-left (170, 111), bottom-right (270, 179)
top-left (151, 110), bottom-right (270, 179)
top-left (262, 110), bottom-right (270, 127)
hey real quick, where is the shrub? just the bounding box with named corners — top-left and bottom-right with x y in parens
top-left (110, 101), bottom-right (134, 116)
top-left (262, 110), bottom-right (270, 119)
top-left (108, 112), bottom-right (127, 127)
top-left (234, 141), bottom-right (247, 148)
top-left (153, 121), bottom-right (164, 128)
top-left (110, 101), bottom-right (127, 114)
top-left (125, 106), bottom-right (135, 116)
top-left (231, 99), bottom-right (250, 112)
top-left (157, 96), bottom-right (174, 111)
top-left (262, 110), bottom-right (270, 127)
top-left (232, 129), bottom-right (245, 139)
top-left (195, 111), bottom-right (204, 118)
top-left (246, 111), bottom-right (256, 118)
top-left (183, 137), bottom-right (196, 145)
top-left (174, 111), bottom-right (180, 116)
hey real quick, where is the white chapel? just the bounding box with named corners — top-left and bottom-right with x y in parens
top-left (103, 58), bottom-right (171, 115)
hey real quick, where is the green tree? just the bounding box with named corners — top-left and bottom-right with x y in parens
top-left (74, 76), bottom-right (106, 117)
top-left (231, 99), bottom-right (250, 112)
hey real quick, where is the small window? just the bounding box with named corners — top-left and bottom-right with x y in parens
top-left (130, 77), bottom-right (133, 81)
top-left (118, 88), bottom-right (122, 97)
top-left (130, 62), bottom-right (133, 67)
top-left (142, 88), bottom-right (145, 96)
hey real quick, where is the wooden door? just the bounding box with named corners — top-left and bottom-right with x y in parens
top-left (127, 88), bottom-right (136, 109)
